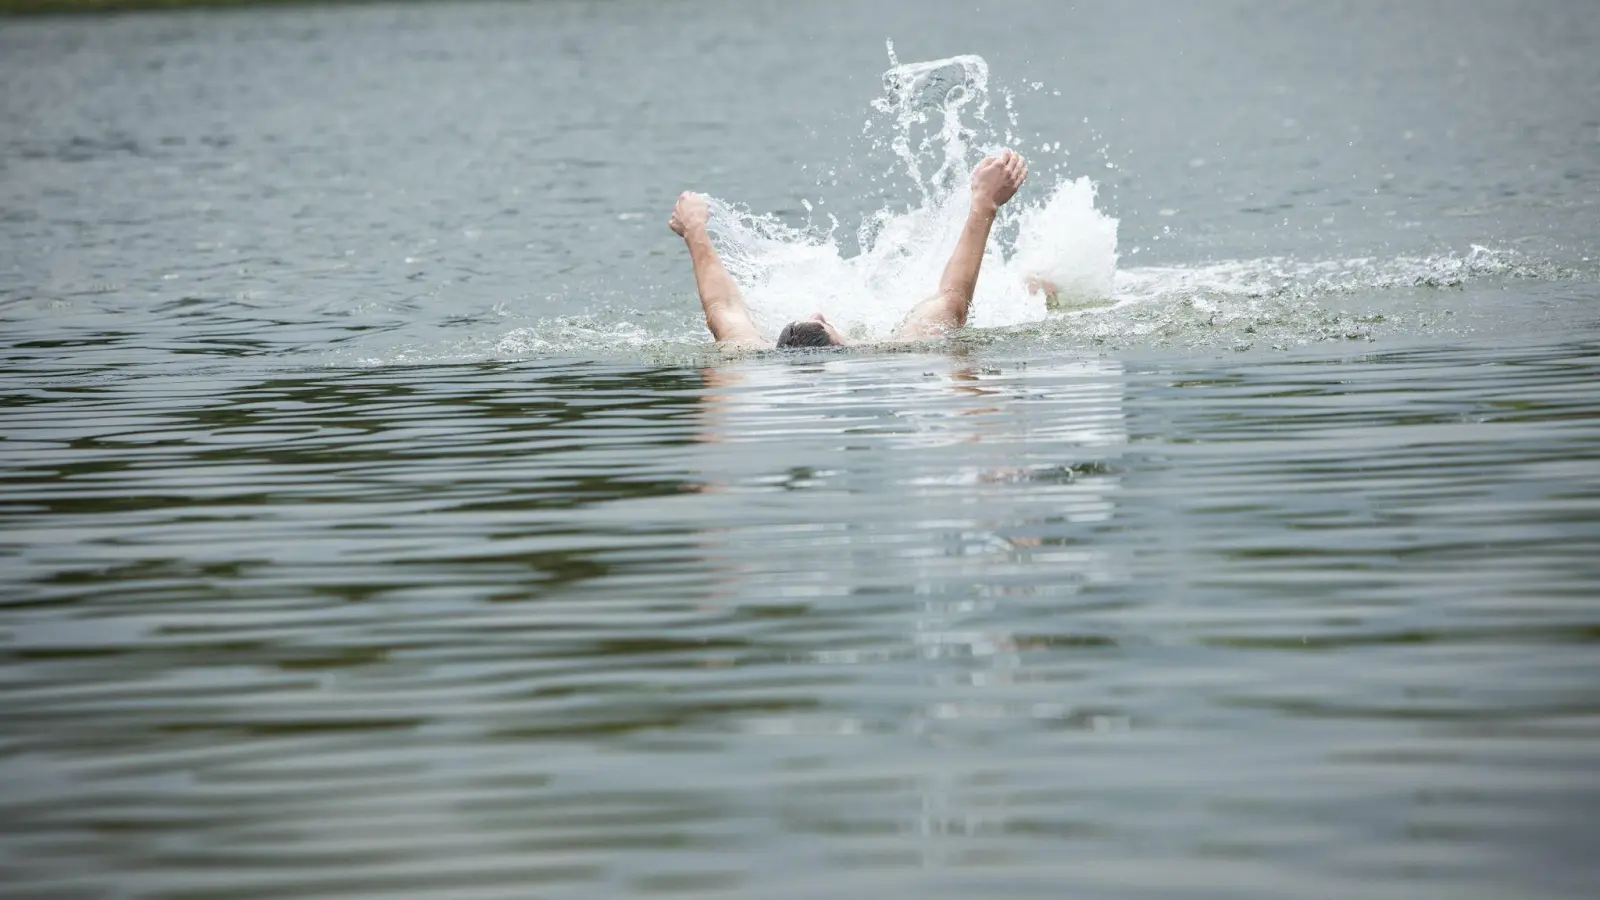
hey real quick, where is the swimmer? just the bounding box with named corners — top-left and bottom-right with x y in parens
top-left (669, 149), bottom-right (1030, 349)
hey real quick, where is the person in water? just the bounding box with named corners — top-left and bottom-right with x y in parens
top-left (669, 149), bottom-right (1030, 349)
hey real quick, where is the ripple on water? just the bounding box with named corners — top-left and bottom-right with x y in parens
top-left (2, 343), bottom-right (1598, 898)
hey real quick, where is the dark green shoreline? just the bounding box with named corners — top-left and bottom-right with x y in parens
top-left (1, 0), bottom-right (397, 14)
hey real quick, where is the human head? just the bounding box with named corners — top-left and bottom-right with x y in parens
top-left (776, 313), bottom-right (848, 349)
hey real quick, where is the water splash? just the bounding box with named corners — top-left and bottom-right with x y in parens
top-left (444, 51), bottom-right (1567, 364)
top-left (705, 47), bottom-right (1121, 342)
top-left (1006, 245), bottom-right (1558, 353)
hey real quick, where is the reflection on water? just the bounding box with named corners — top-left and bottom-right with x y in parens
top-left (3, 344), bottom-right (1596, 898)
top-left (691, 357), bottom-right (1127, 749)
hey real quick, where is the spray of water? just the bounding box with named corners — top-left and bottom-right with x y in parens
top-left (703, 46), bottom-right (1120, 342)
top-left (395, 48), bottom-right (1562, 366)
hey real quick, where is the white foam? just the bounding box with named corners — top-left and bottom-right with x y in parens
top-left (1109, 244), bottom-right (1538, 310)
top-left (704, 47), bottom-right (1121, 342)
top-left (1011, 177), bottom-right (1120, 310)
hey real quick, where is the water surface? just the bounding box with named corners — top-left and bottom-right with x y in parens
top-left (2, 1), bottom-right (1598, 898)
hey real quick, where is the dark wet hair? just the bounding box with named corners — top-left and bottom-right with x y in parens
top-left (776, 320), bottom-right (833, 348)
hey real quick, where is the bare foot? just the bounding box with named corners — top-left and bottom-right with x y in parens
top-left (669, 191), bottom-right (710, 238)
top-left (1026, 276), bottom-right (1060, 303)
top-left (970, 150), bottom-right (1028, 216)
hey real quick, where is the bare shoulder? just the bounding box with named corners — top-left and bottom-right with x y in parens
top-left (889, 293), bottom-right (961, 343)
top-left (718, 338), bottom-right (776, 354)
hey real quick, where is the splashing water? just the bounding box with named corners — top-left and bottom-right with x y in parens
top-left (443, 243), bottom-right (1553, 367)
top-left (438, 49), bottom-right (1563, 366)
top-left (704, 47), bottom-right (1121, 342)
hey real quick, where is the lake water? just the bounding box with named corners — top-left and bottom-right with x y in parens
top-left (2, 1), bottom-right (1598, 898)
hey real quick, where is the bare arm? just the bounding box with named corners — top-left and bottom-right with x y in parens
top-left (670, 192), bottom-right (769, 349)
top-left (893, 150), bottom-right (1028, 342)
